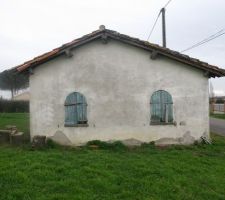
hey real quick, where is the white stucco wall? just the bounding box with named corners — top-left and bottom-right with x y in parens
top-left (29, 39), bottom-right (209, 145)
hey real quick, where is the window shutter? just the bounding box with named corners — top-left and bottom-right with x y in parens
top-left (151, 90), bottom-right (173, 123)
top-left (65, 104), bottom-right (77, 125)
top-left (65, 92), bottom-right (87, 126)
top-left (65, 93), bottom-right (77, 125)
top-left (76, 93), bottom-right (87, 123)
top-left (150, 91), bottom-right (161, 122)
top-left (168, 103), bottom-right (173, 122)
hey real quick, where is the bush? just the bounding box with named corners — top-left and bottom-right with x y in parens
top-left (216, 99), bottom-right (224, 104)
top-left (141, 141), bottom-right (156, 148)
top-left (0, 99), bottom-right (29, 113)
top-left (46, 138), bottom-right (61, 149)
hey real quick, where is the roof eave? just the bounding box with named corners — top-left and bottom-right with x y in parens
top-left (14, 28), bottom-right (225, 78)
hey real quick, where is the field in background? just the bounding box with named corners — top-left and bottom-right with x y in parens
top-left (0, 113), bottom-right (29, 134)
top-left (210, 113), bottom-right (225, 120)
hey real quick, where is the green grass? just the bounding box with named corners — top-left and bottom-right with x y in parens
top-left (0, 134), bottom-right (225, 200)
top-left (210, 113), bottom-right (225, 120)
top-left (0, 113), bottom-right (29, 134)
top-left (0, 113), bottom-right (225, 199)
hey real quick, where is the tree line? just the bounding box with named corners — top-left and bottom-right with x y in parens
top-left (0, 68), bottom-right (28, 99)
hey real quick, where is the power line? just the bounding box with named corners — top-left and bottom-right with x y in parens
top-left (181, 29), bottom-right (225, 52)
top-left (182, 29), bottom-right (224, 51)
top-left (181, 32), bottom-right (225, 52)
top-left (164, 0), bottom-right (172, 8)
top-left (147, 11), bottom-right (161, 41)
top-left (146, 0), bottom-right (173, 41)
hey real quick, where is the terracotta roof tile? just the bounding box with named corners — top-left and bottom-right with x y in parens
top-left (14, 28), bottom-right (225, 77)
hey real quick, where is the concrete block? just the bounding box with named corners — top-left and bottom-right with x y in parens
top-left (5, 125), bottom-right (17, 131)
top-left (0, 130), bottom-right (11, 144)
top-left (10, 132), bottom-right (24, 146)
top-left (32, 135), bottom-right (46, 148)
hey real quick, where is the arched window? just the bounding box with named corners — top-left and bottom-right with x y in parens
top-left (150, 90), bottom-right (173, 124)
top-left (64, 92), bottom-right (88, 126)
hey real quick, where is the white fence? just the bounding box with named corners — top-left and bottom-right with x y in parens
top-left (211, 103), bottom-right (225, 113)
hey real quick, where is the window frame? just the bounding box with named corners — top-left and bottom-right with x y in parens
top-left (64, 92), bottom-right (88, 127)
top-left (150, 90), bottom-right (174, 125)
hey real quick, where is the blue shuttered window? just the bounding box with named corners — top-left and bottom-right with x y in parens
top-left (150, 90), bottom-right (173, 124)
top-left (64, 92), bottom-right (88, 126)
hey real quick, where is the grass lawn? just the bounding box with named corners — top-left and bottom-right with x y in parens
top-left (0, 113), bottom-right (225, 200)
top-left (210, 113), bottom-right (225, 120)
top-left (0, 113), bottom-right (29, 134)
top-left (0, 134), bottom-right (224, 200)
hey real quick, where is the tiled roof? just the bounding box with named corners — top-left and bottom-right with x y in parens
top-left (15, 26), bottom-right (225, 78)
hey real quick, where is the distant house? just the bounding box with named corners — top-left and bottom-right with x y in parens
top-left (14, 25), bottom-right (225, 146)
top-left (210, 95), bottom-right (225, 113)
top-left (13, 91), bottom-right (30, 101)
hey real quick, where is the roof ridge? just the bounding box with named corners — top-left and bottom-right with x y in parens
top-left (11, 27), bottom-right (225, 77)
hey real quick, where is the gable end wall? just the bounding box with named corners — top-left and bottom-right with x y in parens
top-left (29, 39), bottom-right (209, 145)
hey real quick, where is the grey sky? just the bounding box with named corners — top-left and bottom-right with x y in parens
top-left (1, 0), bottom-right (225, 97)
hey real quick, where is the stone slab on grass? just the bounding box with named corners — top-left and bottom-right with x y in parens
top-left (10, 132), bottom-right (24, 146)
top-left (0, 130), bottom-right (11, 144)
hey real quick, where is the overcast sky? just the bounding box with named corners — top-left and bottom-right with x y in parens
top-left (1, 0), bottom-right (225, 98)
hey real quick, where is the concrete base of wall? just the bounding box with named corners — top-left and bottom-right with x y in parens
top-left (46, 131), bottom-right (199, 147)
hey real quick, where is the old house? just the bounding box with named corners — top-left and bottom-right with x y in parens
top-left (15, 26), bottom-right (225, 145)
top-left (13, 91), bottom-right (30, 101)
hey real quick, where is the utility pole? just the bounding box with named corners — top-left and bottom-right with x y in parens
top-left (161, 7), bottom-right (166, 47)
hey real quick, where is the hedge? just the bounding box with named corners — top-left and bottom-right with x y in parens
top-left (0, 99), bottom-right (29, 113)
